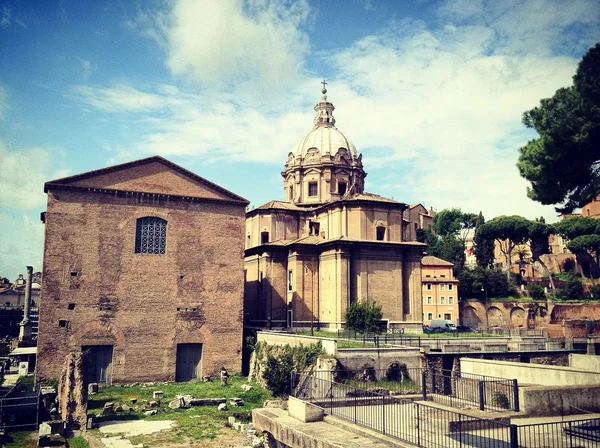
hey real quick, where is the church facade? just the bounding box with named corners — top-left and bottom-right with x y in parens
top-left (244, 87), bottom-right (425, 331)
top-left (36, 156), bottom-right (248, 384)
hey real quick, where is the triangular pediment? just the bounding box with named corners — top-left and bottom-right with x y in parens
top-left (45, 156), bottom-right (247, 203)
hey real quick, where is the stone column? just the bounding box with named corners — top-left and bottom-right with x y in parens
top-left (19, 266), bottom-right (33, 343)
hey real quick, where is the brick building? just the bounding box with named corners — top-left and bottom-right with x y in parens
top-left (421, 256), bottom-right (459, 325)
top-left (36, 156), bottom-right (248, 384)
top-left (244, 86), bottom-right (425, 332)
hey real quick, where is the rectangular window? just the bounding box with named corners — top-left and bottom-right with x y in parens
top-left (338, 182), bottom-right (347, 196)
top-left (427, 312), bottom-right (433, 320)
top-left (426, 284), bottom-right (432, 290)
top-left (444, 313), bottom-right (452, 321)
top-left (135, 216), bottom-right (167, 254)
top-left (376, 226), bottom-right (386, 241)
top-left (449, 296), bottom-right (453, 304)
top-left (288, 270), bottom-right (293, 292)
top-left (308, 182), bottom-right (318, 197)
top-left (440, 296), bottom-right (445, 304)
top-left (448, 284), bottom-right (453, 291)
top-left (427, 296), bottom-right (432, 304)
top-left (440, 274), bottom-right (446, 278)
top-left (259, 272), bottom-right (264, 292)
top-left (440, 284), bottom-right (445, 291)
top-left (425, 274), bottom-right (431, 278)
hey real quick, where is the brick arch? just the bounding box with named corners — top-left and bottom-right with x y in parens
top-left (510, 306), bottom-right (527, 327)
top-left (462, 305), bottom-right (482, 328)
top-left (70, 319), bottom-right (126, 347)
top-left (487, 306), bottom-right (504, 327)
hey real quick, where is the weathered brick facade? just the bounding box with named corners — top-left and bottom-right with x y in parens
top-left (36, 156), bottom-right (248, 384)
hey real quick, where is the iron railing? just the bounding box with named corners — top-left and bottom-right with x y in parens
top-left (292, 372), bottom-right (600, 448)
top-left (517, 418), bottom-right (600, 447)
top-left (328, 367), bottom-right (519, 412)
top-left (0, 380), bottom-right (41, 431)
top-left (291, 372), bottom-right (514, 448)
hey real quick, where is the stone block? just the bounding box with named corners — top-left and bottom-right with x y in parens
top-left (149, 400), bottom-right (158, 407)
top-left (143, 410), bottom-right (157, 416)
top-left (218, 403), bottom-right (228, 411)
top-left (88, 383), bottom-right (99, 395)
top-left (288, 396), bottom-right (324, 423)
top-left (241, 384), bottom-right (253, 391)
top-left (153, 391), bottom-right (164, 399)
top-left (228, 416), bottom-right (236, 425)
top-left (169, 397), bottom-right (186, 409)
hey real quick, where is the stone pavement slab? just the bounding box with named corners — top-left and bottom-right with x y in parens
top-left (98, 419), bottom-right (175, 436)
top-left (100, 435), bottom-right (143, 448)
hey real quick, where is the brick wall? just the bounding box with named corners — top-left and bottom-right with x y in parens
top-left (36, 188), bottom-right (246, 384)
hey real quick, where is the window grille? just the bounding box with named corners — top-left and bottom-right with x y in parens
top-left (135, 217), bottom-right (167, 254)
top-left (308, 182), bottom-right (318, 197)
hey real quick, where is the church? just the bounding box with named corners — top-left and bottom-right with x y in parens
top-left (244, 85), bottom-right (426, 332)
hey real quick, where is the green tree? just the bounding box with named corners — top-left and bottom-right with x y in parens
top-left (433, 208), bottom-right (463, 236)
top-left (345, 300), bottom-right (383, 333)
top-left (476, 216), bottom-right (531, 280)
top-left (528, 220), bottom-right (556, 292)
top-left (517, 43), bottom-right (600, 213)
top-left (556, 216), bottom-right (600, 277)
top-left (474, 211), bottom-right (495, 268)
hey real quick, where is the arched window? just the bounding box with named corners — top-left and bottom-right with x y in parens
top-left (135, 217), bottom-right (167, 254)
top-left (376, 226), bottom-right (386, 241)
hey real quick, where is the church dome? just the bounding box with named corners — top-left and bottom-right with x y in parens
top-left (290, 84), bottom-right (360, 161)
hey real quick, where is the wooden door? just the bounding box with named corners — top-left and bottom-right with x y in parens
top-left (176, 344), bottom-right (202, 382)
top-left (83, 345), bottom-right (113, 385)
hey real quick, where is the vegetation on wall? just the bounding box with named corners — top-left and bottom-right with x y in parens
top-left (252, 341), bottom-right (324, 397)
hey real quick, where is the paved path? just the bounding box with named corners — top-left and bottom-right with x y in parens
top-left (97, 419), bottom-right (175, 448)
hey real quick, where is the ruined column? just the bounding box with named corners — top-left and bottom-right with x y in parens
top-left (18, 266), bottom-right (33, 343)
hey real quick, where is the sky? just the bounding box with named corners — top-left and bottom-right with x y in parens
top-left (0, 0), bottom-right (599, 280)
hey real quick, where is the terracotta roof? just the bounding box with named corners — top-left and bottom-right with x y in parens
top-left (421, 255), bottom-right (454, 266)
top-left (44, 155), bottom-right (249, 204)
top-left (343, 192), bottom-right (405, 205)
top-left (253, 200), bottom-right (308, 211)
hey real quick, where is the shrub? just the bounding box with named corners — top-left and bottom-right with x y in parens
top-left (557, 278), bottom-right (585, 300)
top-left (493, 391), bottom-right (510, 410)
top-left (529, 284), bottom-right (546, 300)
top-left (590, 284), bottom-right (600, 299)
top-left (258, 342), bottom-right (324, 397)
top-left (345, 300), bottom-right (383, 333)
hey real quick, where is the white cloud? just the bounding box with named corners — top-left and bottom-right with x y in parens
top-left (0, 212), bottom-right (44, 279)
top-left (140, 0), bottom-right (311, 94)
top-left (69, 0), bottom-right (599, 223)
top-left (0, 142), bottom-right (59, 209)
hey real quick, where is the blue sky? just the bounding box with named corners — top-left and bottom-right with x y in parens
top-left (0, 0), bottom-right (599, 279)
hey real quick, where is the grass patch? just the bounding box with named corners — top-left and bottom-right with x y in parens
top-left (87, 376), bottom-right (271, 446)
top-left (3, 431), bottom-right (37, 448)
top-left (17, 375), bottom-right (35, 391)
top-left (66, 436), bottom-right (90, 448)
top-left (337, 340), bottom-right (377, 349)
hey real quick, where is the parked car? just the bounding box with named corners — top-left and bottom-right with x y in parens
top-left (456, 325), bottom-right (481, 333)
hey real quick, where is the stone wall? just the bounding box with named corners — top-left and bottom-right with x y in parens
top-left (569, 353), bottom-right (600, 371)
top-left (461, 357), bottom-right (600, 386)
top-left (335, 347), bottom-right (422, 372)
top-left (519, 384), bottom-right (600, 416)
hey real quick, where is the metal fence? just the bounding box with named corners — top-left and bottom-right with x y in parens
top-left (292, 372), bottom-right (600, 448)
top-left (291, 372), bottom-right (514, 448)
top-left (0, 381), bottom-right (41, 431)
top-left (517, 418), bottom-right (600, 447)
top-left (329, 367), bottom-right (519, 412)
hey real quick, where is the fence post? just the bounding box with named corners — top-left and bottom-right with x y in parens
top-left (509, 424), bottom-right (518, 448)
top-left (478, 381), bottom-right (485, 411)
top-left (431, 370), bottom-right (436, 394)
top-left (512, 379), bottom-right (520, 412)
top-left (382, 395), bottom-right (386, 434)
top-left (422, 371), bottom-right (427, 401)
top-left (354, 388), bottom-right (357, 424)
top-left (458, 413), bottom-right (462, 448)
